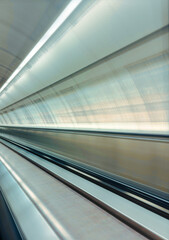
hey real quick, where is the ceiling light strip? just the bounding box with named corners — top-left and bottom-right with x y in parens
top-left (0, 0), bottom-right (82, 94)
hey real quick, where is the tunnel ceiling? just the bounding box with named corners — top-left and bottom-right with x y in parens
top-left (0, 0), bottom-right (69, 88)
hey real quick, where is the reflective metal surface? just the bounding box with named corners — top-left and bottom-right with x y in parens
top-left (2, 140), bottom-right (169, 240)
top-left (0, 192), bottom-right (22, 240)
top-left (0, 155), bottom-right (58, 240)
top-left (0, 127), bottom-right (168, 194)
top-left (0, 1), bottom-right (168, 239)
top-left (0, 143), bottom-right (148, 240)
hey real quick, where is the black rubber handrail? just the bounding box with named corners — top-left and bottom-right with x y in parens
top-left (0, 135), bottom-right (168, 220)
top-left (0, 125), bottom-right (169, 140)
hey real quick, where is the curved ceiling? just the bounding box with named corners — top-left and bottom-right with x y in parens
top-left (0, 0), bottom-right (69, 87)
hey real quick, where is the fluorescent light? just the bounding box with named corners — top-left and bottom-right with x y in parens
top-left (0, 0), bottom-right (82, 94)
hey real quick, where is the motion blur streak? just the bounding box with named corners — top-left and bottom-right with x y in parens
top-left (0, 27), bottom-right (168, 134)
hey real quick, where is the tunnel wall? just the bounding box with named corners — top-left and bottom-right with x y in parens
top-left (0, 26), bottom-right (168, 134)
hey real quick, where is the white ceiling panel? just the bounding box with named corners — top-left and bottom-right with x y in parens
top-left (0, 0), bottom-right (69, 87)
